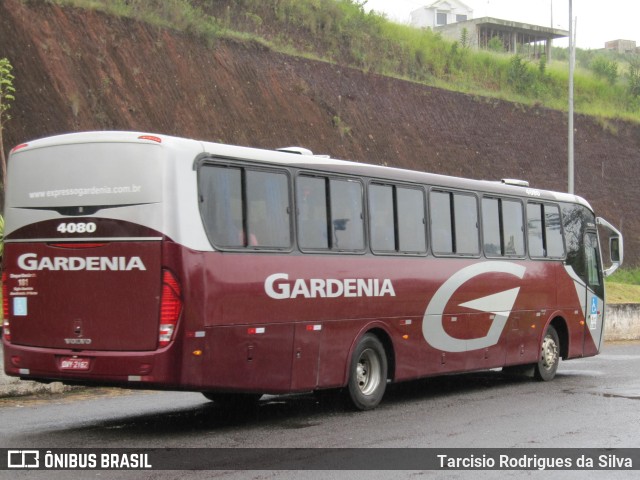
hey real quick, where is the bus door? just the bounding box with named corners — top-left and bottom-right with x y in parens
top-left (582, 231), bottom-right (605, 356)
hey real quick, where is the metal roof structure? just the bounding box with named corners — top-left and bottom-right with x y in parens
top-left (436, 17), bottom-right (569, 59)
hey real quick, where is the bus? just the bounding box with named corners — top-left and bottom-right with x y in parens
top-left (2, 131), bottom-right (623, 410)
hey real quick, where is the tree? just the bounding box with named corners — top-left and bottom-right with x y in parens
top-left (507, 55), bottom-right (534, 95)
top-left (460, 27), bottom-right (469, 49)
top-left (590, 55), bottom-right (618, 86)
top-left (627, 56), bottom-right (640, 99)
top-left (0, 57), bottom-right (16, 187)
top-left (487, 36), bottom-right (503, 53)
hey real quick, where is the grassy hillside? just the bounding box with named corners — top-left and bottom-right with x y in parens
top-left (51, 0), bottom-right (640, 123)
top-left (606, 269), bottom-right (640, 303)
top-left (606, 283), bottom-right (640, 304)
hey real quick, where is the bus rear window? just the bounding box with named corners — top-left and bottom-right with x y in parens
top-left (6, 143), bottom-right (162, 209)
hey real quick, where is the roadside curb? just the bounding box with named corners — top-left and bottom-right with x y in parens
top-left (0, 345), bottom-right (76, 398)
top-left (0, 377), bottom-right (69, 398)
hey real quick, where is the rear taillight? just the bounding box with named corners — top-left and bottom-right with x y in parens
top-left (2, 272), bottom-right (10, 342)
top-left (10, 143), bottom-right (29, 154)
top-left (159, 269), bottom-right (182, 348)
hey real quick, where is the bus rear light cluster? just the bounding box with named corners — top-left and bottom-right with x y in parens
top-left (2, 322), bottom-right (9, 342)
top-left (159, 269), bottom-right (182, 348)
top-left (2, 320), bottom-right (10, 342)
top-left (2, 272), bottom-right (10, 342)
top-left (10, 143), bottom-right (29, 154)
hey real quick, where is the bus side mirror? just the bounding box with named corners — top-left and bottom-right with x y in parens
top-left (597, 217), bottom-right (623, 277)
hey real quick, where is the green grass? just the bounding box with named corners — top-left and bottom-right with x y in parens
top-left (605, 268), bottom-right (640, 304)
top-left (606, 283), bottom-right (640, 303)
top-left (46, 0), bottom-right (640, 124)
top-left (607, 268), bottom-right (640, 285)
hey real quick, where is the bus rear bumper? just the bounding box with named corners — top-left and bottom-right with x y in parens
top-left (2, 340), bottom-right (181, 388)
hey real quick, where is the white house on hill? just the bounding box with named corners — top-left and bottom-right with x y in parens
top-left (410, 0), bottom-right (473, 29)
top-left (409, 1), bottom-right (567, 60)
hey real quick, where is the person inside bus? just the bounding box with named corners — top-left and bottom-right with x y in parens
top-left (240, 229), bottom-right (259, 247)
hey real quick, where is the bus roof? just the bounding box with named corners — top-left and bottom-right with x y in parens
top-left (10, 131), bottom-right (593, 210)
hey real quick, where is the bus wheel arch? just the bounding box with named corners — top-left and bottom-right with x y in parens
top-left (549, 316), bottom-right (569, 360)
top-left (369, 327), bottom-right (396, 381)
top-left (345, 329), bottom-right (393, 411)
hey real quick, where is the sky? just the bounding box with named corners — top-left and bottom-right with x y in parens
top-left (364, 0), bottom-right (639, 50)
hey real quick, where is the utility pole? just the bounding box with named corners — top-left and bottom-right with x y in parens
top-left (550, 0), bottom-right (553, 63)
top-left (568, 0), bottom-right (575, 194)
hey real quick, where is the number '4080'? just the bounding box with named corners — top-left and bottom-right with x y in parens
top-left (57, 222), bottom-right (97, 234)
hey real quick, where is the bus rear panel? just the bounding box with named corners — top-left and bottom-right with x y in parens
top-left (3, 135), bottom-right (186, 387)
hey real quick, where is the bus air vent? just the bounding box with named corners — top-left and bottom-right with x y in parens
top-left (277, 147), bottom-right (314, 156)
top-left (501, 178), bottom-right (530, 187)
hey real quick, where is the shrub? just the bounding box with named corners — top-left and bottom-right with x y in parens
top-left (590, 56), bottom-right (618, 86)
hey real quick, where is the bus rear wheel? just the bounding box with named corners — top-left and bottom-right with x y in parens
top-left (534, 325), bottom-right (560, 381)
top-left (346, 333), bottom-right (388, 411)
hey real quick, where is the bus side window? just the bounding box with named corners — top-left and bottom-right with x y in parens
top-left (330, 178), bottom-right (364, 251)
top-left (503, 199), bottom-right (525, 256)
top-left (246, 170), bottom-right (291, 248)
top-left (453, 193), bottom-right (479, 255)
top-left (430, 190), bottom-right (478, 256)
top-left (544, 204), bottom-right (565, 258)
top-left (482, 197), bottom-right (501, 256)
top-left (482, 197), bottom-right (525, 257)
top-left (297, 176), bottom-right (364, 252)
top-left (297, 176), bottom-right (330, 250)
top-left (369, 184), bottom-right (396, 252)
top-left (430, 191), bottom-right (453, 254)
top-left (369, 184), bottom-right (427, 254)
top-left (527, 203), bottom-right (545, 257)
top-left (200, 165), bottom-right (245, 248)
top-left (527, 202), bottom-right (565, 259)
top-left (397, 187), bottom-right (427, 253)
top-left (199, 165), bottom-right (291, 249)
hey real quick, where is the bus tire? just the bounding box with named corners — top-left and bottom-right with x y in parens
top-left (202, 392), bottom-right (262, 408)
top-left (346, 333), bottom-right (388, 411)
top-left (534, 325), bottom-right (560, 381)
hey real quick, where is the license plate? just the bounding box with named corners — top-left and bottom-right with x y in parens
top-left (60, 357), bottom-right (90, 370)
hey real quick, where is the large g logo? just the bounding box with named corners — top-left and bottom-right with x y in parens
top-left (422, 262), bottom-right (526, 352)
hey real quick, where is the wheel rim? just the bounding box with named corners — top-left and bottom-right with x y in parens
top-left (356, 348), bottom-right (382, 396)
top-left (540, 334), bottom-right (559, 371)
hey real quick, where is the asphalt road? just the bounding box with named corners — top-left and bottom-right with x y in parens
top-left (2, 341), bottom-right (640, 479)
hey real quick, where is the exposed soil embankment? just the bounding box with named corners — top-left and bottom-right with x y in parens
top-left (1, 0), bottom-right (638, 265)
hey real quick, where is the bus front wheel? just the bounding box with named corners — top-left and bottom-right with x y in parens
top-left (346, 333), bottom-right (388, 411)
top-left (534, 325), bottom-right (560, 381)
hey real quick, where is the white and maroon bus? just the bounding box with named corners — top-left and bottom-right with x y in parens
top-left (2, 132), bottom-right (623, 410)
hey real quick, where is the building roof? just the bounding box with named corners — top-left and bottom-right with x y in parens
top-left (437, 16), bottom-right (568, 42)
top-left (425, 0), bottom-right (473, 11)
